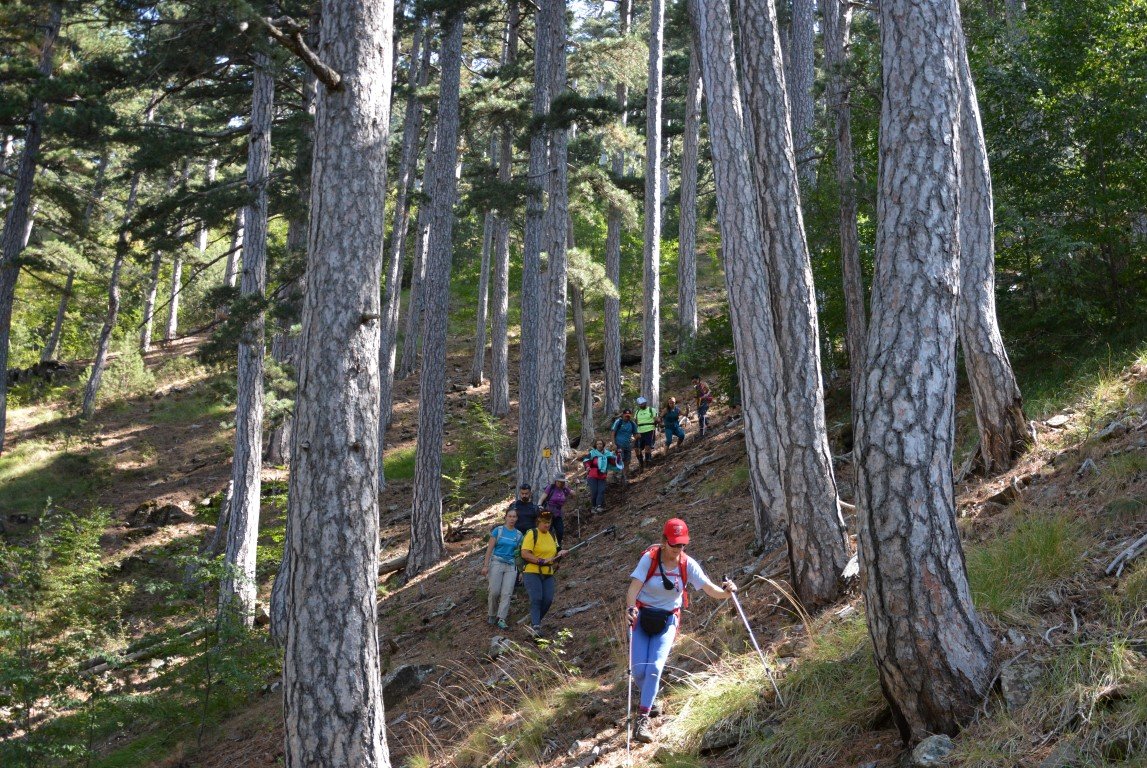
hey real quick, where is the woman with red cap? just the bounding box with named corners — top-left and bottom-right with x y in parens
top-left (624, 518), bottom-right (737, 744)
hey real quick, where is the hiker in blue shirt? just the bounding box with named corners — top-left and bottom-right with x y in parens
top-left (612, 409), bottom-right (638, 482)
top-left (481, 508), bottom-right (524, 629)
top-left (662, 397), bottom-right (686, 453)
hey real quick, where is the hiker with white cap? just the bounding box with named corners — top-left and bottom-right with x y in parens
top-left (624, 518), bottom-right (737, 744)
top-left (634, 396), bottom-right (659, 469)
top-left (538, 473), bottom-right (574, 546)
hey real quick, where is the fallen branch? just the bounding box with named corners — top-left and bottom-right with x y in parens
top-left (379, 554), bottom-right (409, 576)
top-left (81, 625), bottom-right (211, 676)
top-left (1106, 531), bottom-right (1147, 577)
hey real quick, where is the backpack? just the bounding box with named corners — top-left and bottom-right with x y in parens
top-left (638, 545), bottom-right (689, 611)
top-left (514, 528), bottom-right (541, 573)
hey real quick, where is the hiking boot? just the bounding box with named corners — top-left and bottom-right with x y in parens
top-left (487, 615), bottom-right (496, 626)
top-left (497, 618), bottom-right (508, 630)
top-left (632, 714), bottom-right (654, 744)
top-left (649, 704), bottom-right (662, 719)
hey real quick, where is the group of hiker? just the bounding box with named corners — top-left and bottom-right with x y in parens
top-left (479, 377), bottom-right (730, 746)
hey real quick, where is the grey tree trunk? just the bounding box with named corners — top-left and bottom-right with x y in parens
top-left (789, 0), bottom-right (816, 191)
top-left (470, 201), bottom-right (494, 386)
top-left (956, 38), bottom-right (1031, 476)
top-left (380, 20), bottom-right (430, 440)
top-left (165, 254), bottom-right (182, 342)
top-left (41, 269), bottom-right (73, 363)
top-left (539, 0), bottom-right (570, 474)
top-left (1005, 0), bottom-right (1026, 32)
top-left (692, 0), bottom-right (787, 539)
top-left (197, 158), bottom-right (218, 253)
top-left (573, 282), bottom-right (594, 450)
top-left (224, 208), bottom-right (244, 290)
top-left (408, 10), bottom-right (465, 578)
top-left (822, 0), bottom-right (866, 428)
top-left (603, 0), bottom-right (631, 419)
top-left (737, 0), bottom-right (849, 605)
top-left (82, 171), bottom-right (142, 419)
top-left (281, 0), bottom-right (394, 760)
top-left (677, 37), bottom-right (702, 348)
top-left (44, 152), bottom-right (109, 365)
top-left (641, 0), bottom-right (665, 411)
top-left (140, 251), bottom-right (162, 352)
top-left (219, 49), bottom-right (274, 630)
top-left (855, 0), bottom-right (994, 742)
top-left (489, 2), bottom-right (518, 418)
top-left (397, 117), bottom-right (436, 380)
top-left (0, 2), bottom-right (62, 455)
top-left (517, 0), bottom-right (565, 491)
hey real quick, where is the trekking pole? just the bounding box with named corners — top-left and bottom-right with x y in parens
top-left (626, 622), bottom-right (634, 762)
top-left (728, 587), bottom-right (784, 705)
top-left (563, 525), bottom-right (617, 555)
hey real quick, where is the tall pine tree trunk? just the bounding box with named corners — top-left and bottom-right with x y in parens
top-left (822, 0), bottom-right (865, 430)
top-left (855, 0), bottom-right (994, 742)
top-left (539, 0), bottom-right (570, 475)
top-left (282, 0), bottom-right (394, 760)
top-left (641, 0), bottom-right (665, 410)
top-left (41, 269), bottom-right (73, 363)
top-left (692, 0), bottom-right (787, 539)
top-left (82, 171), bottom-right (142, 419)
top-left (573, 282), bottom-right (594, 450)
top-left (408, 10), bottom-right (465, 578)
top-left (957, 37), bottom-right (1031, 476)
top-left (165, 253), bottom-right (182, 342)
top-left (397, 117), bottom-right (436, 380)
top-left (490, 1), bottom-right (518, 418)
top-left (219, 49), bottom-right (274, 629)
top-left (197, 158), bottom-right (217, 253)
top-left (789, 0), bottom-right (816, 191)
top-left (677, 37), bottom-right (702, 348)
top-left (223, 208), bottom-right (244, 290)
top-left (603, 0), bottom-right (631, 419)
top-left (0, 1), bottom-right (62, 455)
top-left (140, 251), bottom-right (162, 352)
top-left (470, 199), bottom-right (494, 386)
top-left (737, 0), bottom-right (849, 605)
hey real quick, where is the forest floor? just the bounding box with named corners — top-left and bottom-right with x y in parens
top-left (2, 332), bottom-right (1145, 768)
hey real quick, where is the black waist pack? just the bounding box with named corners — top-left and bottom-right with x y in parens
top-left (638, 606), bottom-right (676, 636)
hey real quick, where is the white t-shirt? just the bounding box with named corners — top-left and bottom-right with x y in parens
top-left (629, 551), bottom-right (716, 611)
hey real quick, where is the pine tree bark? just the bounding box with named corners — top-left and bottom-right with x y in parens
top-left (677, 37), bottom-right (702, 348)
top-left (165, 253), bottom-right (182, 342)
top-left (380, 19), bottom-right (430, 437)
top-left (470, 200), bottom-right (494, 386)
top-left (855, 0), bottom-right (994, 742)
top-left (41, 269), bottom-right (73, 363)
top-left (692, 0), bottom-right (787, 539)
top-left (140, 251), bottom-right (162, 352)
top-left (219, 49), bottom-right (274, 629)
top-left (641, 0), bottom-right (665, 410)
top-left (789, 0), bottom-right (816, 191)
top-left (82, 171), bottom-right (142, 419)
top-left (737, 0), bottom-right (849, 604)
top-left (956, 38), bottom-right (1031, 476)
top-left (223, 208), bottom-right (244, 290)
top-left (281, 0), bottom-right (394, 760)
top-left (408, 9), bottom-right (465, 578)
top-left (490, 1), bottom-right (519, 418)
top-left (822, 0), bottom-right (866, 428)
top-left (603, 0), bottom-right (632, 420)
top-left (539, 0), bottom-right (571, 474)
top-left (197, 158), bottom-right (217, 253)
top-left (397, 117), bottom-right (436, 380)
top-left (0, 1), bottom-right (62, 455)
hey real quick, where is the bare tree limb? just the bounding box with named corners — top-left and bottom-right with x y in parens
top-left (262, 16), bottom-right (342, 91)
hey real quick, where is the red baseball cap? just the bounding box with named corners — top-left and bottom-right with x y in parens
top-left (663, 518), bottom-right (690, 546)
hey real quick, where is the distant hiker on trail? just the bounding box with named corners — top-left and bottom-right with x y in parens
top-left (634, 396), bottom-right (658, 469)
top-left (612, 409), bottom-right (638, 482)
top-left (520, 510), bottom-right (565, 637)
top-left (481, 508), bottom-right (523, 630)
top-left (539, 474), bottom-right (574, 546)
top-left (661, 397), bottom-right (685, 453)
top-left (510, 483), bottom-right (540, 535)
top-left (691, 375), bottom-right (714, 437)
top-left (582, 439), bottom-right (617, 514)
top-left (624, 518), bottom-right (737, 745)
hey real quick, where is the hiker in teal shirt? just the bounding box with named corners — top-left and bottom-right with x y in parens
top-left (662, 397), bottom-right (685, 453)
